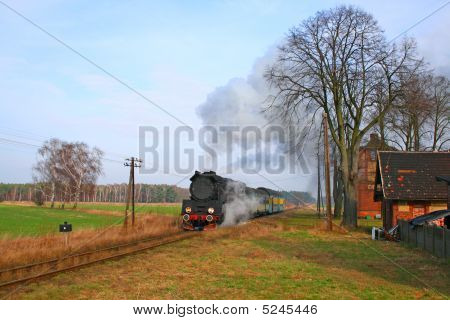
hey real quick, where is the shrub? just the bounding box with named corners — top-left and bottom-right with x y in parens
top-left (34, 191), bottom-right (45, 206)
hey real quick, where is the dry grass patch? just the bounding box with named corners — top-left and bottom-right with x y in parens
top-left (1, 209), bottom-right (449, 299)
top-left (0, 215), bottom-right (179, 270)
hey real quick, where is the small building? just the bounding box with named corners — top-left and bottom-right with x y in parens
top-left (357, 134), bottom-right (393, 218)
top-left (374, 151), bottom-right (450, 229)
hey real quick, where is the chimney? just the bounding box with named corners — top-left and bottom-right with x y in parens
top-left (369, 133), bottom-right (379, 143)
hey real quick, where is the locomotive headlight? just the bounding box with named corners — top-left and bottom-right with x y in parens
top-left (183, 214), bottom-right (190, 222)
top-left (208, 207), bottom-right (215, 214)
top-left (185, 207), bottom-right (192, 213)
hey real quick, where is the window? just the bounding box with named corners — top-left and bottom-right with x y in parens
top-left (398, 201), bottom-right (409, 212)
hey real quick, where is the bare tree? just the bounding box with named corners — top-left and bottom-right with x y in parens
top-left (57, 142), bottom-right (103, 209)
top-left (33, 139), bottom-right (63, 208)
top-left (33, 139), bottom-right (103, 209)
top-left (428, 75), bottom-right (449, 151)
top-left (332, 145), bottom-right (344, 218)
top-left (378, 73), bottom-right (449, 151)
top-left (384, 73), bottom-right (431, 150)
top-left (265, 6), bottom-right (419, 227)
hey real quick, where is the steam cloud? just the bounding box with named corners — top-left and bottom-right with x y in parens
top-left (196, 46), bottom-right (316, 179)
top-left (197, 48), bottom-right (277, 129)
top-left (196, 45), bottom-right (318, 196)
top-left (221, 181), bottom-right (260, 226)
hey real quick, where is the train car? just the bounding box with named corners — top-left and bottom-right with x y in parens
top-left (257, 187), bottom-right (285, 214)
top-left (181, 171), bottom-right (285, 231)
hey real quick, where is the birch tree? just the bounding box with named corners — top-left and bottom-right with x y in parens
top-left (33, 139), bottom-right (63, 208)
top-left (57, 142), bottom-right (103, 209)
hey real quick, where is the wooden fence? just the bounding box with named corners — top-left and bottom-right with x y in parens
top-left (398, 219), bottom-right (450, 259)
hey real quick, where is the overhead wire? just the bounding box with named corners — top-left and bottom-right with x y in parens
top-left (0, 0), bottom-right (189, 127)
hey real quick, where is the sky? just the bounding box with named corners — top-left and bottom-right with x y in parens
top-left (0, 0), bottom-right (449, 192)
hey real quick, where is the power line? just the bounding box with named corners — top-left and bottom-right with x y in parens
top-left (0, 125), bottom-right (52, 138)
top-left (389, 1), bottom-right (449, 43)
top-left (0, 135), bottom-right (190, 179)
top-left (0, 127), bottom-right (129, 160)
top-left (0, 137), bottom-right (123, 164)
top-left (0, 0), bottom-right (189, 127)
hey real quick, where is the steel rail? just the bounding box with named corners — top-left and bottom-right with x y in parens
top-left (0, 232), bottom-right (196, 289)
top-left (0, 231), bottom-right (183, 274)
top-left (0, 208), bottom-right (301, 289)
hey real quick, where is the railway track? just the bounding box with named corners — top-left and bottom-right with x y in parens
top-left (0, 208), bottom-right (302, 290)
top-left (0, 231), bottom-right (197, 289)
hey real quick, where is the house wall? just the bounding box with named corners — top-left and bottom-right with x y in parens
top-left (357, 148), bottom-right (381, 218)
top-left (388, 200), bottom-right (447, 227)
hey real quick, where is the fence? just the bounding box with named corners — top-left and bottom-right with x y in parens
top-left (398, 219), bottom-right (450, 259)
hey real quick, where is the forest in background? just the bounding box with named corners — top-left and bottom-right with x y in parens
top-left (0, 183), bottom-right (188, 204)
top-left (0, 183), bottom-right (315, 205)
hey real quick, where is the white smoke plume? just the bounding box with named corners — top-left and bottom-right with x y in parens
top-left (197, 47), bottom-right (277, 129)
top-left (221, 181), bottom-right (260, 226)
top-left (196, 45), bottom-right (317, 178)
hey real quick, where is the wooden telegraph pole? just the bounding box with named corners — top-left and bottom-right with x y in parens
top-left (124, 157), bottom-right (142, 228)
top-left (322, 113), bottom-right (333, 231)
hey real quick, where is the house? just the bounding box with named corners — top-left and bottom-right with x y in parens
top-left (357, 134), bottom-right (393, 218)
top-left (374, 151), bottom-right (450, 229)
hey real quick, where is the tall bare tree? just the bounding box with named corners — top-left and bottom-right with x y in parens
top-left (332, 145), bottom-right (344, 218)
top-left (265, 6), bottom-right (420, 227)
top-left (33, 139), bottom-right (63, 208)
top-left (57, 142), bottom-right (103, 209)
top-left (383, 73), bottom-right (431, 150)
top-left (377, 73), bottom-right (449, 151)
top-left (33, 139), bottom-right (103, 208)
top-left (428, 75), bottom-right (449, 151)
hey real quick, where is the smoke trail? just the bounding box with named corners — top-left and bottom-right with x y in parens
top-left (221, 181), bottom-right (260, 226)
top-left (197, 48), bottom-right (277, 130)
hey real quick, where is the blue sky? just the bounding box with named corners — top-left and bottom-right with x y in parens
top-left (1, 0), bottom-right (449, 191)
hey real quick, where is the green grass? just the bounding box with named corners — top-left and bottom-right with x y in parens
top-left (63, 203), bottom-right (181, 216)
top-left (0, 204), bottom-right (122, 237)
top-left (3, 209), bottom-right (448, 299)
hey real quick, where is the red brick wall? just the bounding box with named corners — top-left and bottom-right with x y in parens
top-left (392, 200), bottom-right (446, 227)
top-left (357, 148), bottom-right (381, 218)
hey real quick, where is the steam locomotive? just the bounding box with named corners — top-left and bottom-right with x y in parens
top-left (181, 171), bottom-right (285, 231)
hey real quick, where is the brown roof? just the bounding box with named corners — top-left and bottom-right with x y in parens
top-left (376, 151), bottom-right (450, 200)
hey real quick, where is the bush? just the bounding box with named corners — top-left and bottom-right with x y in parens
top-left (34, 191), bottom-right (45, 206)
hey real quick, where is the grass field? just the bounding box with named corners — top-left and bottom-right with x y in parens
top-left (0, 204), bottom-right (122, 237)
top-left (2, 209), bottom-right (448, 299)
top-left (73, 202), bottom-right (181, 216)
top-left (0, 202), bottom-right (181, 237)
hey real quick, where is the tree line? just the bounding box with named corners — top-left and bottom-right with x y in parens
top-left (0, 183), bottom-right (190, 205)
top-left (2, 138), bottom-right (316, 208)
top-left (0, 183), bottom-right (316, 206)
top-left (281, 191), bottom-right (315, 206)
top-left (265, 5), bottom-right (449, 227)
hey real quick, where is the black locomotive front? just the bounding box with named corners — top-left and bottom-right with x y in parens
top-left (181, 171), bottom-right (286, 231)
top-left (181, 171), bottom-right (225, 230)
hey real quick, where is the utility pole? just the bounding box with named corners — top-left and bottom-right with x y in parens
top-left (317, 150), bottom-right (322, 217)
top-left (317, 123), bottom-right (323, 217)
top-left (323, 112), bottom-right (332, 231)
top-left (124, 157), bottom-right (142, 228)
